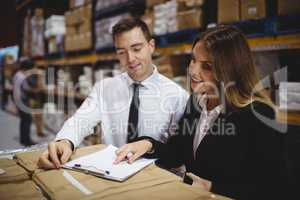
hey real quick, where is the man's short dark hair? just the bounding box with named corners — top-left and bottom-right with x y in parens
top-left (112, 18), bottom-right (152, 41)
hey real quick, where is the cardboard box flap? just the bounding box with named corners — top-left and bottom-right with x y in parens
top-left (33, 164), bottom-right (180, 200)
top-left (0, 159), bottom-right (30, 184)
top-left (0, 180), bottom-right (45, 200)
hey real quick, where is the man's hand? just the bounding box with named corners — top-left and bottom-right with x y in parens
top-left (38, 139), bottom-right (73, 169)
top-left (113, 140), bottom-right (153, 165)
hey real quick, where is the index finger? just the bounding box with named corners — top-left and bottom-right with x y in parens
top-left (38, 151), bottom-right (56, 169)
top-left (113, 148), bottom-right (130, 164)
top-left (48, 142), bottom-right (61, 168)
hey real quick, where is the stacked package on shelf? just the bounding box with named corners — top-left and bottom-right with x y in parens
top-left (69, 0), bottom-right (92, 9)
top-left (240, 0), bottom-right (267, 20)
top-left (94, 63), bottom-right (123, 83)
top-left (277, 0), bottom-right (300, 15)
top-left (31, 8), bottom-right (45, 57)
top-left (95, 0), bottom-right (128, 11)
top-left (154, 54), bottom-right (188, 79)
top-left (45, 15), bottom-right (65, 54)
top-left (93, 0), bottom-right (130, 50)
top-left (22, 10), bottom-right (31, 57)
top-left (65, 3), bottom-right (92, 52)
top-left (218, 0), bottom-right (240, 23)
top-left (279, 82), bottom-right (300, 111)
top-left (57, 68), bottom-right (72, 89)
top-left (143, 0), bottom-right (203, 35)
top-left (78, 66), bottom-right (93, 96)
top-left (153, 0), bottom-right (178, 34)
top-left (94, 13), bottom-right (130, 50)
top-left (218, 0), bottom-right (268, 23)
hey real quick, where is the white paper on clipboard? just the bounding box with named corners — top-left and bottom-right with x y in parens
top-left (63, 145), bottom-right (156, 182)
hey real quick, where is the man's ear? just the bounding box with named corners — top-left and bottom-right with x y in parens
top-left (148, 38), bottom-right (155, 54)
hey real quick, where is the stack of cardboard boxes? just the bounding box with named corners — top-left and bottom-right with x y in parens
top-left (277, 0), bottom-right (300, 16)
top-left (218, 0), bottom-right (300, 23)
top-left (65, 3), bottom-right (92, 52)
top-left (45, 15), bottom-right (65, 54)
top-left (95, 0), bottom-right (128, 11)
top-left (218, 0), bottom-right (268, 23)
top-left (69, 0), bottom-right (92, 9)
top-left (154, 54), bottom-right (189, 79)
top-left (142, 0), bottom-right (204, 35)
top-left (94, 13), bottom-right (130, 50)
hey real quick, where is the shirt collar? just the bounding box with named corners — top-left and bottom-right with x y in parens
top-left (123, 64), bottom-right (159, 89)
top-left (197, 94), bottom-right (223, 116)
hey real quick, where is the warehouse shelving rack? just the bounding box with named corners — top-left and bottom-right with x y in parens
top-left (12, 0), bottom-right (300, 125)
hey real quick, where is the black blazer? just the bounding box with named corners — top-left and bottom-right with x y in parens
top-left (141, 95), bottom-right (288, 199)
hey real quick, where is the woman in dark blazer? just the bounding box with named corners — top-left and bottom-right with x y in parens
top-left (114, 25), bottom-right (288, 199)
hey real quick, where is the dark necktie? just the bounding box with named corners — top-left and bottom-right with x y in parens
top-left (127, 83), bottom-right (140, 142)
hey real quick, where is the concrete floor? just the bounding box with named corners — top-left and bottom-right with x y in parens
top-left (0, 109), bottom-right (54, 151)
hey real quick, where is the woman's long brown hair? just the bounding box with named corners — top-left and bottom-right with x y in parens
top-left (193, 25), bottom-right (272, 109)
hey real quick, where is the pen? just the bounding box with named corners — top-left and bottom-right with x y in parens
top-left (117, 151), bottom-right (134, 164)
top-left (73, 164), bottom-right (110, 175)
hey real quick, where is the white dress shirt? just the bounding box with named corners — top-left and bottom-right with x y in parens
top-left (56, 66), bottom-right (189, 147)
top-left (193, 95), bottom-right (222, 158)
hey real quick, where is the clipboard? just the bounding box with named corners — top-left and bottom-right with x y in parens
top-left (62, 145), bottom-right (156, 182)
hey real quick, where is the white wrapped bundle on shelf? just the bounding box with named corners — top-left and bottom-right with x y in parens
top-left (79, 66), bottom-right (93, 96)
top-left (45, 15), bottom-right (66, 38)
top-left (95, 13), bottom-right (130, 49)
top-left (31, 8), bottom-right (45, 57)
top-left (279, 82), bottom-right (300, 111)
top-left (78, 75), bottom-right (93, 96)
top-left (95, 0), bottom-right (128, 11)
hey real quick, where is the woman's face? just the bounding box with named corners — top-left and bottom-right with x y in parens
top-left (188, 41), bottom-right (217, 96)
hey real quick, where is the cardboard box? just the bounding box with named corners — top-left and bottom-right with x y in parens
top-left (79, 3), bottom-right (92, 19)
top-left (277, 0), bottom-right (300, 15)
top-left (65, 35), bottom-right (75, 51)
top-left (141, 10), bottom-right (154, 34)
top-left (218, 0), bottom-right (240, 23)
top-left (146, 0), bottom-right (167, 8)
top-left (66, 32), bottom-right (92, 51)
top-left (47, 37), bottom-right (57, 53)
top-left (79, 21), bottom-right (91, 34)
top-left (241, 0), bottom-right (267, 20)
top-left (65, 10), bottom-right (80, 26)
top-left (185, 0), bottom-right (205, 7)
top-left (66, 25), bottom-right (77, 36)
top-left (0, 180), bottom-right (45, 199)
top-left (0, 159), bottom-right (30, 184)
top-left (65, 4), bottom-right (91, 26)
top-left (177, 9), bottom-right (203, 30)
top-left (80, 32), bottom-right (92, 50)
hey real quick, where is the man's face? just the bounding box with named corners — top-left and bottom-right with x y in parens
top-left (114, 27), bottom-right (155, 81)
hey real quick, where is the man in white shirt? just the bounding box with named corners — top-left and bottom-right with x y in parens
top-left (38, 18), bottom-right (188, 169)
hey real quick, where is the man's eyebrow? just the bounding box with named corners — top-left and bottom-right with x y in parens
top-left (130, 43), bottom-right (143, 48)
top-left (115, 43), bottom-right (143, 51)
